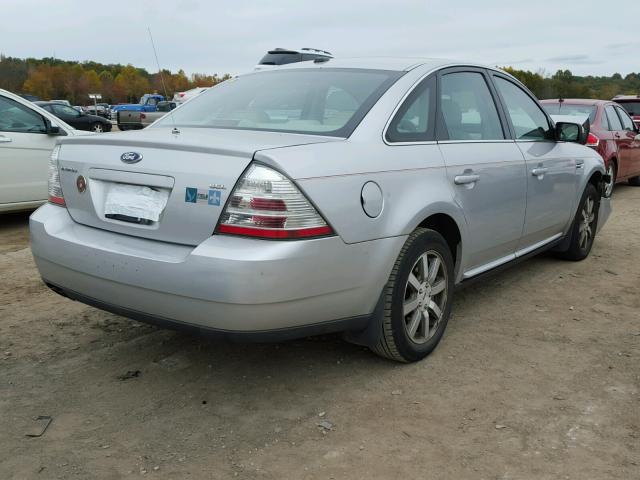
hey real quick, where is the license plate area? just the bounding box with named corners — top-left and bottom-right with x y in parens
top-left (103, 182), bottom-right (170, 224)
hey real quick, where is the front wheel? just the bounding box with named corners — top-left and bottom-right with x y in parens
top-left (605, 161), bottom-right (616, 197)
top-left (557, 183), bottom-right (599, 261)
top-left (91, 123), bottom-right (104, 133)
top-left (372, 228), bottom-right (455, 363)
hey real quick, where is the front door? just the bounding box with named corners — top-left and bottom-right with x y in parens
top-left (491, 74), bottom-right (577, 250)
top-left (0, 95), bottom-right (56, 206)
top-left (613, 105), bottom-right (640, 180)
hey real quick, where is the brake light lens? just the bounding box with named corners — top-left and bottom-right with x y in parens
top-left (48, 145), bottom-right (65, 206)
top-left (586, 133), bottom-right (600, 147)
top-left (216, 164), bottom-right (333, 239)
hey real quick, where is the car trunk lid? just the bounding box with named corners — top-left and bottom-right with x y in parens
top-left (57, 127), bottom-right (341, 245)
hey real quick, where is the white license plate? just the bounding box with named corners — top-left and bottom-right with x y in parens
top-left (104, 183), bottom-right (170, 222)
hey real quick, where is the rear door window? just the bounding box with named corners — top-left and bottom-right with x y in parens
top-left (439, 72), bottom-right (504, 141)
top-left (615, 106), bottom-right (636, 131)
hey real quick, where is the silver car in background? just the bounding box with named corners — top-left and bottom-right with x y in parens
top-left (30, 58), bottom-right (610, 362)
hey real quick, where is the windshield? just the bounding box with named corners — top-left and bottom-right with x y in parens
top-left (154, 68), bottom-right (402, 137)
top-left (541, 103), bottom-right (596, 123)
top-left (616, 101), bottom-right (640, 116)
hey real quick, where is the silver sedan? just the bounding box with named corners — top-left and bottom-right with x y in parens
top-left (31, 58), bottom-right (610, 362)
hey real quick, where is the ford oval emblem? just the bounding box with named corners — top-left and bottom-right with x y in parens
top-left (120, 152), bottom-right (142, 164)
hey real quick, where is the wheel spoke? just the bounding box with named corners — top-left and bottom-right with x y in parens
top-left (421, 310), bottom-right (430, 338)
top-left (407, 273), bottom-right (421, 292)
top-left (431, 279), bottom-right (446, 295)
top-left (579, 229), bottom-right (587, 249)
top-left (428, 300), bottom-right (443, 321)
top-left (427, 255), bottom-right (440, 284)
top-left (403, 297), bottom-right (420, 316)
top-left (419, 254), bottom-right (429, 283)
top-left (407, 310), bottom-right (421, 338)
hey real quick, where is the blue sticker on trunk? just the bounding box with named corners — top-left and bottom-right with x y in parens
top-left (208, 189), bottom-right (221, 206)
top-left (185, 187), bottom-right (197, 203)
top-left (186, 187), bottom-right (221, 205)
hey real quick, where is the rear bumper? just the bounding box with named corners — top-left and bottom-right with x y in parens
top-left (30, 204), bottom-right (404, 335)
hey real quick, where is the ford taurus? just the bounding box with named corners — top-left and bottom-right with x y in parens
top-left (30, 58), bottom-right (611, 362)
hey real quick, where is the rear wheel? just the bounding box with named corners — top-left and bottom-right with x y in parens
top-left (372, 228), bottom-right (454, 363)
top-left (557, 183), bottom-right (599, 261)
top-left (605, 161), bottom-right (616, 197)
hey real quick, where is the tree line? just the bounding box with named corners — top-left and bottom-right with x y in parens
top-left (501, 67), bottom-right (640, 100)
top-left (0, 55), bottom-right (231, 105)
top-left (1, 55), bottom-right (639, 105)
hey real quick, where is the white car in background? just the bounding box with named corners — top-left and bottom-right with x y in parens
top-left (254, 47), bottom-right (333, 71)
top-left (173, 87), bottom-right (209, 105)
top-left (0, 89), bottom-right (89, 213)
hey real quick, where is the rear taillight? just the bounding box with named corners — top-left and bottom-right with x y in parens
top-left (216, 164), bottom-right (334, 239)
top-left (48, 145), bottom-right (65, 206)
top-left (179, 93), bottom-right (185, 97)
top-left (586, 133), bottom-right (600, 147)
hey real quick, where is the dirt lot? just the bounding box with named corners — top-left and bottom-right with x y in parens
top-left (1, 187), bottom-right (638, 480)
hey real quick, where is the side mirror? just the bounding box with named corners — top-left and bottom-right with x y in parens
top-left (555, 122), bottom-right (586, 144)
top-left (44, 118), bottom-right (61, 135)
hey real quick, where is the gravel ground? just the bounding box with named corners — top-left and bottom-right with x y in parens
top-left (0, 186), bottom-right (638, 479)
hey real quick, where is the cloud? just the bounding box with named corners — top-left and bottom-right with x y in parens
top-left (545, 55), bottom-right (604, 65)
top-left (0, 0), bottom-right (635, 76)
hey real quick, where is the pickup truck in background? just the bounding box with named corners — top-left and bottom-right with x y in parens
top-left (116, 100), bottom-right (176, 130)
top-left (110, 94), bottom-right (166, 123)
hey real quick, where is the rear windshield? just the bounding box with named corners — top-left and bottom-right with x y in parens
top-left (615, 101), bottom-right (640, 116)
top-left (154, 68), bottom-right (402, 137)
top-left (541, 103), bottom-right (596, 123)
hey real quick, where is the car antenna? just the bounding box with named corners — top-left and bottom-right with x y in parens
top-left (147, 27), bottom-right (179, 134)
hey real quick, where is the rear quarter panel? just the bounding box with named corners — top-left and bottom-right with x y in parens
top-left (255, 140), bottom-right (468, 248)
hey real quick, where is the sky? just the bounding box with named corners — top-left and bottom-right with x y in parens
top-left (1, 0), bottom-right (638, 78)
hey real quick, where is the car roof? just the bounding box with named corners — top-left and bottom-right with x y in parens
top-left (540, 98), bottom-right (611, 106)
top-left (613, 95), bottom-right (640, 101)
top-left (272, 56), bottom-right (480, 72)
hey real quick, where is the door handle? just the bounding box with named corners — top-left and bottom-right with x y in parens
top-left (576, 160), bottom-right (584, 169)
top-left (531, 167), bottom-right (548, 177)
top-left (0, 136), bottom-right (12, 143)
top-left (454, 173), bottom-right (480, 185)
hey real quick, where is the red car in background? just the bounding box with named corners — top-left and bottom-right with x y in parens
top-left (613, 95), bottom-right (640, 129)
top-left (541, 99), bottom-right (640, 195)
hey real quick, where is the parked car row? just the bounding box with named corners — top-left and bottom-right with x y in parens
top-left (26, 58), bottom-right (613, 363)
top-left (35, 101), bottom-right (113, 133)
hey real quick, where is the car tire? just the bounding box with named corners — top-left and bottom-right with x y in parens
top-left (92, 123), bottom-right (104, 133)
top-left (372, 228), bottom-right (455, 363)
top-left (605, 161), bottom-right (616, 197)
top-left (557, 183), bottom-right (599, 261)
top-left (628, 175), bottom-right (640, 186)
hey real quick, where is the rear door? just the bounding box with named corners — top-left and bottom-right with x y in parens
top-left (0, 95), bottom-right (56, 206)
top-left (436, 68), bottom-right (527, 275)
top-left (613, 105), bottom-right (640, 180)
top-left (604, 104), bottom-right (629, 178)
top-left (490, 73), bottom-right (577, 251)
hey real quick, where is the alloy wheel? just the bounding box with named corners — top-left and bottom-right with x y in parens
top-left (93, 124), bottom-right (104, 133)
top-left (605, 163), bottom-right (615, 197)
top-left (403, 250), bottom-right (448, 344)
top-left (578, 196), bottom-right (596, 250)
